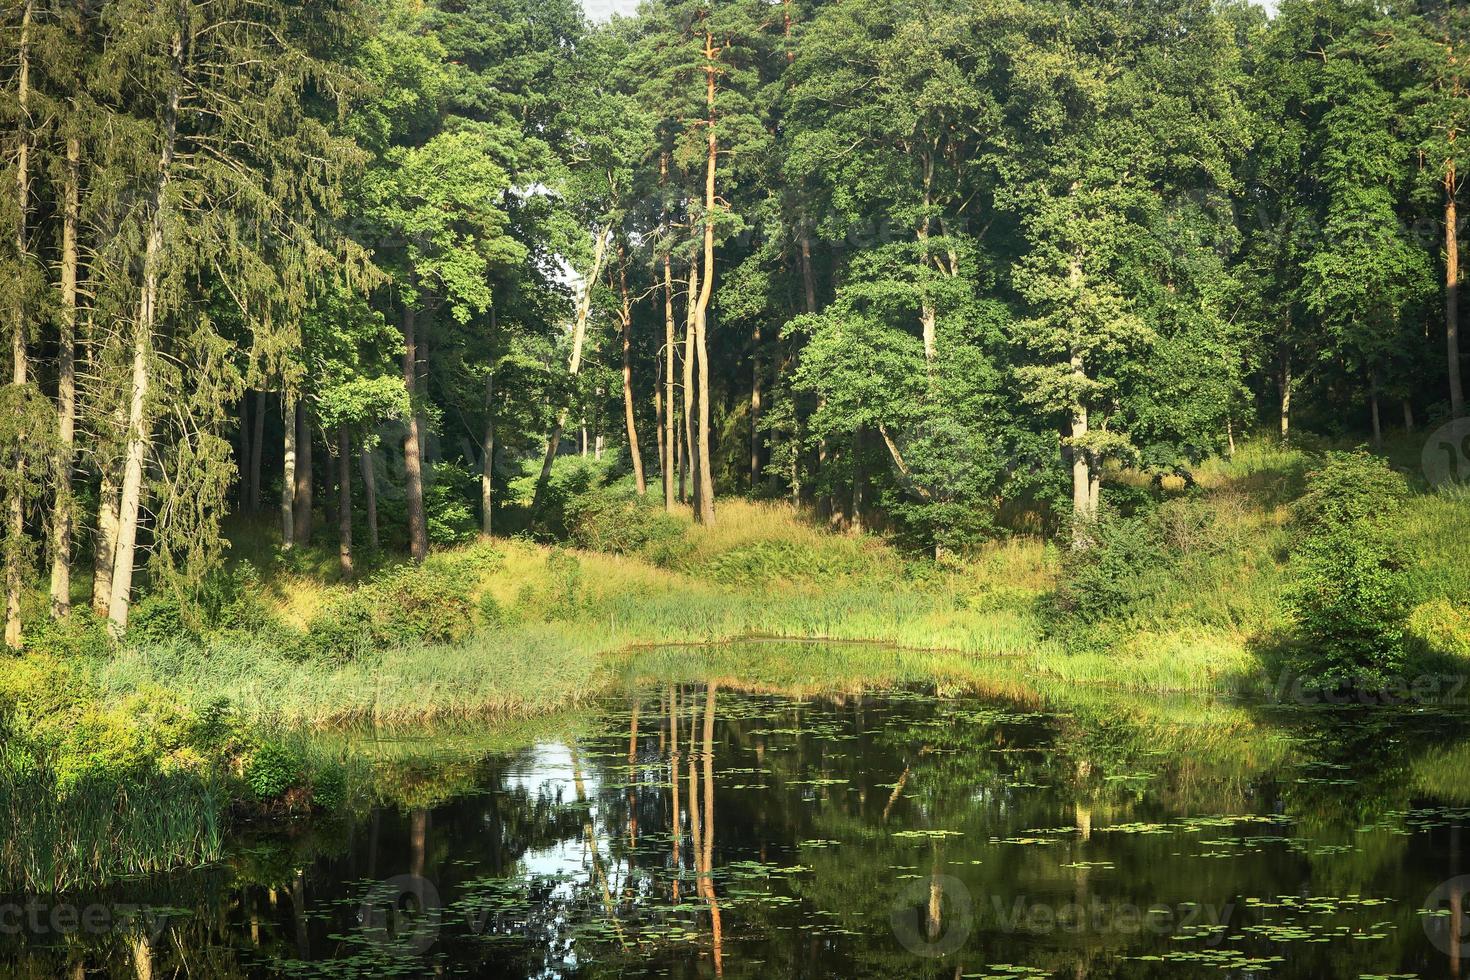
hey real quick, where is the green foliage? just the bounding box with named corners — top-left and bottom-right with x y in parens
top-left (1056, 514), bottom-right (1171, 626)
top-left (1285, 453), bottom-right (1412, 681)
top-left (566, 488), bottom-right (689, 564)
top-left (304, 559), bottom-right (482, 661)
top-left (244, 741), bottom-right (306, 801)
top-left (702, 539), bottom-right (867, 587)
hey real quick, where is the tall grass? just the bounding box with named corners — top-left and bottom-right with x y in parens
top-left (0, 767), bottom-right (226, 892)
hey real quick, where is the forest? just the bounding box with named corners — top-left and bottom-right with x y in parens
top-left (1, 0), bottom-right (1465, 646)
top-left (7, 3), bottom-right (1470, 975)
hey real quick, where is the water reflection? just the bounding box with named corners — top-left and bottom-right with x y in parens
top-left (3, 670), bottom-right (1470, 978)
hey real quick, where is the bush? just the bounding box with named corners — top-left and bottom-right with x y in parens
top-left (25, 611), bottom-right (110, 660)
top-left (244, 741), bottom-right (305, 800)
top-left (303, 561), bottom-right (478, 661)
top-left (566, 488), bottom-right (688, 562)
top-left (702, 539), bottom-right (866, 586)
top-left (1055, 513), bottom-right (1170, 625)
top-left (1285, 452), bottom-right (1412, 682)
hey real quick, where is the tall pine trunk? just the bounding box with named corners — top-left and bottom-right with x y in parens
top-left (294, 404), bottom-right (313, 544)
top-left (92, 474), bottom-right (119, 616)
top-left (109, 30), bottom-right (182, 634)
top-left (616, 244), bottom-right (646, 495)
top-left (281, 391), bottom-right (296, 548)
top-left (336, 429), bottom-right (352, 578)
top-left (1279, 350), bottom-right (1292, 441)
top-left (49, 132), bottom-right (80, 618)
top-left (663, 252), bottom-right (677, 511)
top-left (683, 265), bottom-right (699, 511)
top-left (401, 303), bottom-right (428, 562)
top-left (750, 321), bottom-right (761, 488)
top-left (1447, 165), bottom-right (1463, 418)
top-left (6, 0), bottom-right (32, 647)
top-left (481, 370), bottom-right (494, 537)
top-left (692, 30), bottom-right (719, 526)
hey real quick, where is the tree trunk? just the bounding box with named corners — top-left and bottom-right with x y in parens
top-left (750, 321), bottom-right (762, 488)
top-left (92, 473), bottom-right (119, 616)
top-left (1070, 351), bottom-right (1093, 550)
top-left (533, 229), bottom-right (608, 514)
top-left (401, 303), bottom-right (429, 562)
top-left (1403, 399), bottom-right (1415, 433)
top-left (800, 230), bottom-right (817, 315)
top-left (1448, 164), bottom-right (1464, 418)
top-left (663, 253), bottom-right (677, 511)
top-left (294, 403), bottom-right (313, 544)
top-left (281, 391), bottom-right (296, 548)
top-left (6, 0), bottom-right (33, 647)
top-left (49, 132), bottom-right (80, 620)
top-left (249, 389), bottom-right (265, 512)
top-left (238, 395), bottom-right (251, 510)
top-left (109, 30), bottom-right (182, 634)
top-left (337, 428), bottom-right (352, 578)
top-left (693, 31), bottom-right (719, 526)
top-left (1278, 350), bottom-right (1292, 442)
top-left (850, 429), bottom-right (864, 534)
top-left (1370, 373), bottom-right (1383, 451)
top-left (360, 446), bottom-right (379, 552)
top-left (481, 370), bottom-right (494, 537)
top-left (617, 244), bottom-right (646, 494)
top-left (683, 265), bottom-right (699, 511)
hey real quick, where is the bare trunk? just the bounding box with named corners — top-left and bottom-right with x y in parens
top-left (360, 446), bottom-right (379, 551)
top-left (249, 389), bottom-right (265, 512)
top-left (401, 303), bottom-right (428, 562)
top-left (49, 132), bottom-right (80, 619)
top-left (750, 322), bottom-right (762, 488)
top-left (693, 32), bottom-right (719, 526)
top-left (1070, 350), bottom-right (1093, 550)
top-left (109, 30), bottom-right (182, 634)
top-left (6, 1), bottom-right (33, 647)
top-left (481, 370), bottom-right (495, 536)
top-left (1403, 398), bottom-right (1415, 433)
top-left (533, 229), bottom-right (608, 513)
top-left (1278, 350), bottom-right (1292, 441)
top-left (1226, 417), bottom-right (1236, 459)
top-left (849, 429), bottom-right (863, 534)
top-left (92, 473), bottom-right (118, 615)
top-left (1448, 165), bottom-right (1464, 418)
top-left (337, 428), bottom-right (352, 578)
top-left (663, 251), bottom-right (677, 511)
top-left (294, 403), bottom-right (313, 545)
top-left (916, 150), bottom-right (937, 366)
top-left (683, 265), bottom-right (699, 510)
top-left (281, 391), bottom-right (296, 548)
top-left (617, 244), bottom-right (646, 494)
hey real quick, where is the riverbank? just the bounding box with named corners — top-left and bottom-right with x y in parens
top-left (5, 437), bottom-right (1470, 889)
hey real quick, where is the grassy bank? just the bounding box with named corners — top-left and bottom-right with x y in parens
top-left (5, 435), bottom-right (1470, 890)
top-left (33, 437), bottom-right (1470, 730)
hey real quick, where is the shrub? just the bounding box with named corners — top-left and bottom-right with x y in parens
top-left (1284, 452), bottom-right (1412, 682)
top-left (1055, 513), bottom-right (1169, 625)
top-left (25, 611), bottom-right (110, 660)
top-left (244, 741), bottom-right (305, 800)
top-left (701, 539), bottom-right (865, 586)
top-left (566, 488), bottom-right (688, 562)
top-left (303, 561), bottom-right (477, 661)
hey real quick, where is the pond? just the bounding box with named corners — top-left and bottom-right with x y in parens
top-left (4, 662), bottom-right (1470, 978)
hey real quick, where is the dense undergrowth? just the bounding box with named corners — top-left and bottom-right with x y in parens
top-left (4, 435), bottom-right (1470, 890)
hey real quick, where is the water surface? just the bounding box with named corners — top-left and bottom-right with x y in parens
top-left (4, 668), bottom-right (1470, 978)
